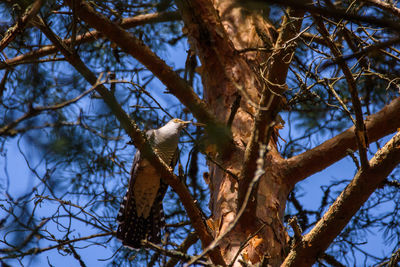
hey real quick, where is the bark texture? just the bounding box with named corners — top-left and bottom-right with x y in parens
top-left (177, 1), bottom-right (305, 265)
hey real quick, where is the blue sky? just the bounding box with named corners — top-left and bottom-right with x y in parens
top-left (1, 15), bottom-right (398, 267)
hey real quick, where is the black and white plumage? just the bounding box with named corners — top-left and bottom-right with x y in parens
top-left (116, 118), bottom-right (190, 249)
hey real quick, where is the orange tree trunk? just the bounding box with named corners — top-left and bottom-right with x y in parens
top-left (177, 0), bottom-right (305, 265)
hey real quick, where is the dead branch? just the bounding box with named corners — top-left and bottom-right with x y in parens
top-left (319, 253), bottom-right (347, 267)
top-left (387, 247), bottom-right (400, 267)
top-left (264, 0), bottom-right (400, 32)
top-left (165, 232), bottom-right (199, 267)
top-left (67, 242), bottom-right (87, 267)
top-left (314, 17), bottom-right (369, 169)
top-left (0, 232), bottom-right (113, 259)
top-left (143, 240), bottom-right (209, 266)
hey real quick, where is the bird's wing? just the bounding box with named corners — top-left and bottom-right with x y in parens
top-left (116, 129), bottom-right (178, 248)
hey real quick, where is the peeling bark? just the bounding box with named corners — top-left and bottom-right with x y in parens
top-left (177, 1), bottom-right (306, 265)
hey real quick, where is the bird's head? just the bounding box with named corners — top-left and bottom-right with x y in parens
top-left (169, 118), bottom-right (192, 130)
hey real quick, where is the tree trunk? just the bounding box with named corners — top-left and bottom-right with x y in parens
top-left (178, 1), bottom-right (303, 265)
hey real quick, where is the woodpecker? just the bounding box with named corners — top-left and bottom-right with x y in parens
top-left (116, 118), bottom-right (191, 249)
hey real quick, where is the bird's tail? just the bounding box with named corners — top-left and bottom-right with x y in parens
top-left (116, 184), bottom-right (167, 249)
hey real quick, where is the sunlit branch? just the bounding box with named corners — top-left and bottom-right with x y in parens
top-left (286, 95), bottom-right (400, 184)
top-left (359, 0), bottom-right (400, 19)
top-left (283, 131), bottom-right (400, 266)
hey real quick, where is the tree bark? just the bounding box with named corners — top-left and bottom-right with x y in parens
top-left (177, 1), bottom-right (307, 265)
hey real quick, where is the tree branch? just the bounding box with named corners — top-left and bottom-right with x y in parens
top-left (0, 232), bottom-right (113, 259)
top-left (0, 82), bottom-right (97, 136)
top-left (175, 0), bottom-right (238, 82)
top-left (359, 0), bottom-right (400, 19)
top-left (283, 131), bottom-right (400, 267)
top-left (319, 253), bottom-right (347, 267)
top-left (314, 17), bottom-right (369, 168)
top-left (264, 0), bottom-right (400, 32)
top-left (0, 0), bottom-right (43, 52)
top-left (165, 232), bottom-right (198, 267)
top-left (286, 96), bottom-right (400, 184)
top-left (142, 240), bottom-right (199, 264)
top-left (0, 11), bottom-right (180, 69)
top-left (63, 0), bottom-right (231, 153)
top-left (34, 16), bottom-right (225, 266)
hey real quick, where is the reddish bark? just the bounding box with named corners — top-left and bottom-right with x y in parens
top-left (177, 1), bottom-right (307, 265)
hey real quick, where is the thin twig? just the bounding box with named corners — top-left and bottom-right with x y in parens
top-left (143, 240), bottom-right (208, 265)
top-left (0, 81), bottom-right (99, 136)
top-left (315, 17), bottom-right (369, 169)
top-left (67, 243), bottom-right (87, 267)
top-left (165, 232), bottom-right (199, 267)
top-left (1, 11), bottom-right (181, 69)
top-left (0, 232), bottom-right (113, 259)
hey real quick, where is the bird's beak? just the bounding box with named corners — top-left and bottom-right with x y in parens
top-left (191, 122), bottom-right (206, 127)
top-left (182, 121), bottom-right (206, 127)
top-left (179, 121), bottom-right (192, 128)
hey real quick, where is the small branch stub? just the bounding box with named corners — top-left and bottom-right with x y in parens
top-left (288, 216), bottom-right (302, 248)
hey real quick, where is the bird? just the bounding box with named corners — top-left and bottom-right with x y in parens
top-left (116, 118), bottom-right (191, 249)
